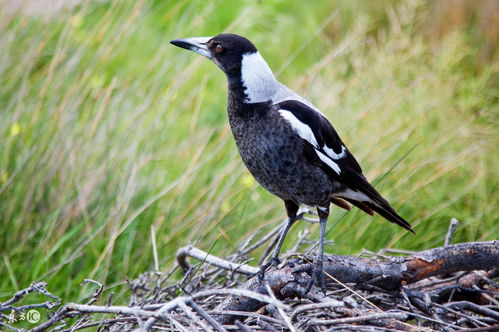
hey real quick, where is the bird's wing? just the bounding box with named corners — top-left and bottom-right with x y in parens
top-left (276, 100), bottom-right (362, 176)
top-left (276, 100), bottom-right (414, 233)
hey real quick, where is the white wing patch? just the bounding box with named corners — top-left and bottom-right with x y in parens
top-left (317, 151), bottom-right (341, 174)
top-left (278, 109), bottom-right (345, 175)
top-left (337, 188), bottom-right (376, 205)
top-left (278, 110), bottom-right (318, 146)
top-left (324, 145), bottom-right (346, 159)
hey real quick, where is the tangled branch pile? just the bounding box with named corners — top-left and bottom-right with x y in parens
top-left (1, 220), bottom-right (498, 331)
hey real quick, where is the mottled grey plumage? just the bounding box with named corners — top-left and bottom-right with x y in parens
top-left (171, 33), bottom-right (414, 293)
top-left (227, 88), bottom-right (336, 207)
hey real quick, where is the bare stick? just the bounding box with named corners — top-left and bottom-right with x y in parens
top-left (238, 222), bottom-right (283, 256)
top-left (291, 299), bottom-right (344, 321)
top-left (444, 218), bottom-right (459, 246)
top-left (445, 301), bottom-right (499, 321)
top-left (137, 288), bottom-right (291, 331)
top-left (176, 245), bottom-right (259, 276)
top-left (81, 279), bottom-right (103, 305)
top-left (178, 300), bottom-right (211, 331)
top-left (8, 240), bottom-right (496, 331)
top-left (234, 320), bottom-right (252, 332)
top-left (263, 283), bottom-right (296, 332)
top-left (186, 299), bottom-right (227, 332)
top-left (0, 321), bottom-right (20, 332)
top-left (307, 311), bottom-right (410, 326)
top-left (1, 282), bottom-right (60, 310)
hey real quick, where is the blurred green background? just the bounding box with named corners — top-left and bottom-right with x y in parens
top-left (0, 0), bottom-right (497, 305)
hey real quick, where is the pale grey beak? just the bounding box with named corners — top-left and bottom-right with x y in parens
top-left (170, 36), bottom-right (212, 59)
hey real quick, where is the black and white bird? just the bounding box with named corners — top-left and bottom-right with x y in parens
top-left (171, 33), bottom-right (414, 292)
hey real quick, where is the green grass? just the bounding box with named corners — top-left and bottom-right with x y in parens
top-left (0, 0), bottom-right (497, 306)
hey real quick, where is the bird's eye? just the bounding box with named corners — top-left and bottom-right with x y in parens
top-left (214, 44), bottom-right (224, 53)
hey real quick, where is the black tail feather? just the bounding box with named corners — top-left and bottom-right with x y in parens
top-left (366, 201), bottom-right (415, 233)
top-left (345, 171), bottom-right (415, 233)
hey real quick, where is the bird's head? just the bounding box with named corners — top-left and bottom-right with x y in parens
top-left (170, 33), bottom-right (259, 75)
top-left (171, 33), bottom-right (277, 103)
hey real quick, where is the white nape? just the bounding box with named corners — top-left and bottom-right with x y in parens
top-left (240, 52), bottom-right (324, 116)
top-left (240, 52), bottom-right (278, 103)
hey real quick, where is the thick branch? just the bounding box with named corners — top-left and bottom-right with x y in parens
top-left (214, 241), bottom-right (498, 324)
top-left (322, 240), bottom-right (499, 288)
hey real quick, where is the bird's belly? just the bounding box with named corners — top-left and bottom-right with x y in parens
top-left (233, 123), bottom-right (333, 206)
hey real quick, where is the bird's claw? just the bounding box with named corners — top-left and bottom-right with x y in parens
top-left (304, 260), bottom-right (327, 296)
top-left (257, 257), bottom-right (281, 282)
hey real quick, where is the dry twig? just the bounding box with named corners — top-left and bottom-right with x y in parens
top-left (1, 222), bottom-right (497, 332)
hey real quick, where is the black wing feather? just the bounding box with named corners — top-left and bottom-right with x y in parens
top-left (277, 99), bottom-right (414, 233)
top-left (278, 100), bottom-right (362, 174)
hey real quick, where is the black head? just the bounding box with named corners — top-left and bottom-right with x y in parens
top-left (170, 33), bottom-right (258, 75)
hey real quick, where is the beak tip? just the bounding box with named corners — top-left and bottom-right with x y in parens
top-left (170, 39), bottom-right (181, 47)
top-left (170, 37), bottom-right (212, 59)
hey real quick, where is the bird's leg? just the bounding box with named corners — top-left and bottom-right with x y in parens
top-left (258, 200), bottom-right (299, 281)
top-left (270, 200), bottom-right (300, 265)
top-left (305, 206), bottom-right (329, 295)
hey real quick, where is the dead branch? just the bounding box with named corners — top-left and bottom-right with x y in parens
top-left (0, 282), bottom-right (61, 313)
top-left (213, 241), bottom-right (498, 324)
top-left (177, 241), bottom-right (498, 290)
top-left (307, 311), bottom-right (410, 326)
top-left (2, 229), bottom-right (497, 331)
top-left (176, 245), bottom-right (258, 275)
top-left (29, 289), bottom-right (290, 332)
top-left (444, 218), bottom-right (459, 246)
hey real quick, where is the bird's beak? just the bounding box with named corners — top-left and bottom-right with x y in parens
top-left (170, 37), bottom-right (212, 59)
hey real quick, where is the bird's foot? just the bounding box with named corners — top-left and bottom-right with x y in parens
top-left (304, 258), bottom-right (327, 296)
top-left (257, 257), bottom-right (281, 282)
top-left (401, 287), bottom-right (432, 314)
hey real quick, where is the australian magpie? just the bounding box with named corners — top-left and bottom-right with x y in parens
top-left (171, 33), bottom-right (414, 293)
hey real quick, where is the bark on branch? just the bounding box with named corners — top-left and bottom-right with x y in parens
top-left (322, 240), bottom-right (499, 288)
top-left (210, 241), bottom-right (498, 324)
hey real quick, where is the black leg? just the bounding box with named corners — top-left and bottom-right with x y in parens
top-left (305, 205), bottom-right (329, 295)
top-left (258, 200), bottom-right (299, 281)
top-left (271, 200), bottom-right (299, 264)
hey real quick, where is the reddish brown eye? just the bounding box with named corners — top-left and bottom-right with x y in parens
top-left (215, 44), bottom-right (224, 53)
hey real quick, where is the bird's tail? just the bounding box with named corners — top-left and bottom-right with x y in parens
top-left (337, 173), bottom-right (415, 233)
